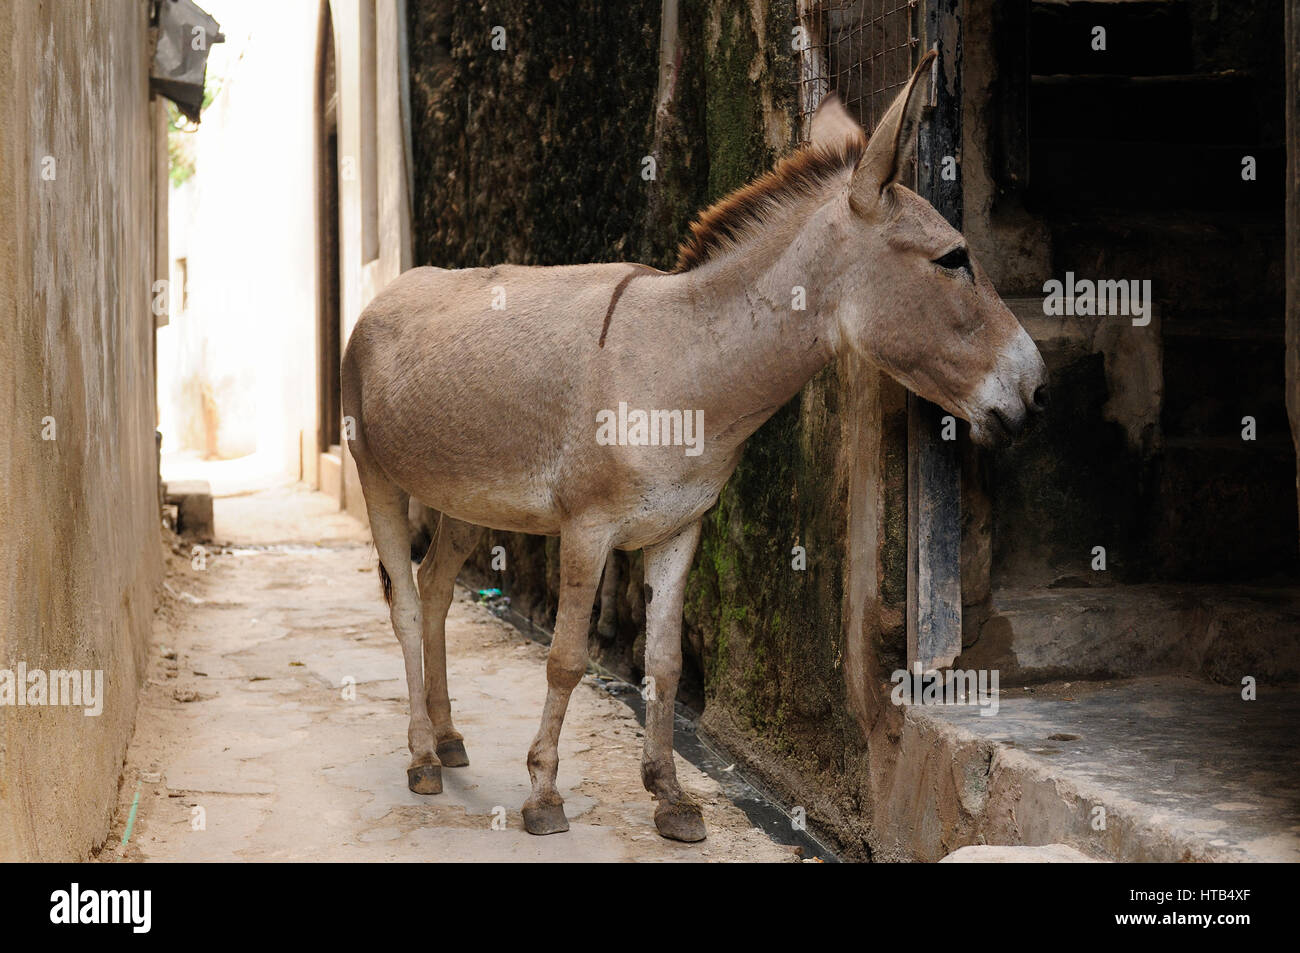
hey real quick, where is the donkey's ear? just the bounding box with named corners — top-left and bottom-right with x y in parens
top-left (809, 93), bottom-right (864, 150)
top-left (851, 49), bottom-right (936, 206)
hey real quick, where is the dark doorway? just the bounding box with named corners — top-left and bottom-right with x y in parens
top-left (965, 0), bottom-right (1299, 685)
top-left (317, 2), bottom-right (342, 462)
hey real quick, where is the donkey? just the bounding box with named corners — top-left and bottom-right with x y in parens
top-left (341, 51), bottom-right (1047, 843)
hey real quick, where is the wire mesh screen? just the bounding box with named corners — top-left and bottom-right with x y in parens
top-left (796, 0), bottom-right (920, 143)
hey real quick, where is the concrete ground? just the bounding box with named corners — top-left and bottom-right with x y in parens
top-left (97, 484), bottom-right (794, 863)
top-left (923, 677), bottom-right (1300, 862)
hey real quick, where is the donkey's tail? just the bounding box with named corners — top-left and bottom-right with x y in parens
top-left (342, 325), bottom-right (397, 610)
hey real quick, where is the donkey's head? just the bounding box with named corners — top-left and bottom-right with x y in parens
top-left (813, 53), bottom-right (1047, 446)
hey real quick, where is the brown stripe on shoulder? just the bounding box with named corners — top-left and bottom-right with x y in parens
top-left (673, 134), bottom-right (867, 273)
top-left (598, 263), bottom-right (662, 348)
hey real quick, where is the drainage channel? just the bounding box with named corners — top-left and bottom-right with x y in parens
top-left (474, 587), bottom-right (840, 863)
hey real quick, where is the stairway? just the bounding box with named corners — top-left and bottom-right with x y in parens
top-left (989, 0), bottom-right (1296, 592)
top-left (1024, 0), bottom-right (1282, 213)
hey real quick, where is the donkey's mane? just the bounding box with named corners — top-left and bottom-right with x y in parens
top-left (673, 133), bottom-right (868, 273)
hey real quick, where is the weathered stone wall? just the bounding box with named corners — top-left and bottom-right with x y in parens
top-left (409, 1), bottom-right (667, 269)
top-left (0, 1), bottom-right (164, 859)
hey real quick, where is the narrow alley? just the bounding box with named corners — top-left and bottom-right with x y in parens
top-left (5, 0), bottom-right (1299, 895)
top-left (96, 484), bottom-right (794, 863)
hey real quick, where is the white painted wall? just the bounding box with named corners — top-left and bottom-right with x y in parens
top-left (156, 0), bottom-right (411, 515)
top-left (156, 0), bottom-right (319, 481)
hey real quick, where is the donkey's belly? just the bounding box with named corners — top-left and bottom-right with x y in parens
top-left (376, 451), bottom-right (564, 536)
top-left (376, 434), bottom-right (729, 545)
top-left (420, 491), bottom-right (562, 537)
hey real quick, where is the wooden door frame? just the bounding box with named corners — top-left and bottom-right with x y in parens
top-left (1287, 0), bottom-right (1300, 542)
top-left (315, 0), bottom-right (343, 466)
top-left (907, 0), bottom-right (964, 672)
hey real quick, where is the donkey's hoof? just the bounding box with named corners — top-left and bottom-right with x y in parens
top-left (522, 802), bottom-right (569, 836)
top-left (407, 762), bottom-right (443, 795)
top-left (654, 801), bottom-right (707, 843)
top-left (436, 739), bottom-right (470, 767)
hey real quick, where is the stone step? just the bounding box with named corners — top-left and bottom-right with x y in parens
top-left (961, 584), bottom-right (1300, 684)
top-left (912, 675), bottom-right (1300, 862)
top-left (163, 479), bottom-right (214, 541)
top-left (1030, 72), bottom-right (1257, 142)
top-left (940, 844), bottom-right (1100, 862)
top-left (1031, 0), bottom-right (1192, 76)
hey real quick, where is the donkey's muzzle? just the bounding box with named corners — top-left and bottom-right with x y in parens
top-left (978, 373), bottom-right (1048, 447)
top-left (969, 324), bottom-right (1048, 448)
top-left (994, 380), bottom-right (1049, 441)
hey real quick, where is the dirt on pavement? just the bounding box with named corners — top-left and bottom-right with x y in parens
top-left (96, 484), bottom-right (795, 863)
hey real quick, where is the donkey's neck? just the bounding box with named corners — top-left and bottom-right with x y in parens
top-left (672, 196), bottom-right (846, 443)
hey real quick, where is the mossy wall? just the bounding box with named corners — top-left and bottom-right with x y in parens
top-left (407, 0), bottom-right (898, 857)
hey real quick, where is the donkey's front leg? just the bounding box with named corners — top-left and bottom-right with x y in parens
top-left (640, 520), bottom-right (705, 842)
top-left (522, 526), bottom-right (611, 835)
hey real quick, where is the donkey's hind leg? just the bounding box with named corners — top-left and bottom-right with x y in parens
top-left (359, 473), bottom-right (442, 795)
top-left (417, 512), bottom-right (483, 767)
top-left (640, 520), bottom-right (706, 842)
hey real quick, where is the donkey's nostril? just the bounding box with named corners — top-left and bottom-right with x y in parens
top-left (992, 406), bottom-right (1024, 438)
top-left (1032, 384), bottom-right (1049, 411)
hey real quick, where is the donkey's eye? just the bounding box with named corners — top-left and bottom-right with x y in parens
top-left (933, 247), bottom-right (972, 276)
